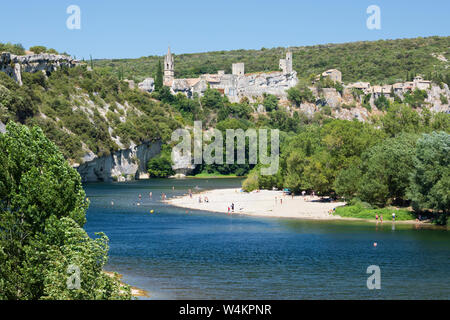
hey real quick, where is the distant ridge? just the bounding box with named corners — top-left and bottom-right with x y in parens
top-left (95, 36), bottom-right (450, 85)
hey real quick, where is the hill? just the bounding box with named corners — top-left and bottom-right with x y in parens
top-left (95, 36), bottom-right (450, 85)
top-left (0, 66), bottom-right (182, 164)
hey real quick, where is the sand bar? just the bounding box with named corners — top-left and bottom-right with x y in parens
top-left (166, 188), bottom-right (347, 220)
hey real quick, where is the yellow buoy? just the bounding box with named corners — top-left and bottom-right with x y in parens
top-left (150, 210), bottom-right (154, 214)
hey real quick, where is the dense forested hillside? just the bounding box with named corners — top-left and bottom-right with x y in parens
top-left (0, 66), bottom-right (182, 163)
top-left (95, 36), bottom-right (450, 84)
top-left (0, 37), bottom-right (449, 223)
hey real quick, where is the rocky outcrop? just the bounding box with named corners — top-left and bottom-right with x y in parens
top-left (138, 78), bottom-right (155, 92)
top-left (75, 141), bottom-right (162, 182)
top-left (171, 147), bottom-right (195, 177)
top-left (0, 52), bottom-right (80, 85)
top-left (427, 83), bottom-right (450, 113)
top-left (234, 71), bottom-right (298, 102)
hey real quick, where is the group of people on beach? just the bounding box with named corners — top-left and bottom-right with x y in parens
top-left (375, 212), bottom-right (396, 223)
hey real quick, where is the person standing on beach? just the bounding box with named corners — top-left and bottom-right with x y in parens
top-left (149, 192), bottom-right (152, 198)
top-left (392, 212), bottom-right (396, 221)
top-left (280, 198), bottom-right (283, 205)
top-left (380, 215), bottom-right (383, 223)
top-left (376, 214), bottom-right (378, 222)
top-left (231, 203), bottom-right (235, 212)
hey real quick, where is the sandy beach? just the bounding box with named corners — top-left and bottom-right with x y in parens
top-left (166, 188), bottom-right (347, 220)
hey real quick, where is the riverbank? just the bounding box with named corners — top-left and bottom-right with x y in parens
top-left (166, 188), bottom-right (424, 224)
top-left (103, 271), bottom-right (149, 298)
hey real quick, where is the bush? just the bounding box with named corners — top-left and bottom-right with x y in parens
top-left (29, 46), bottom-right (47, 54)
top-left (0, 42), bottom-right (25, 55)
top-left (334, 206), bottom-right (414, 221)
top-left (147, 148), bottom-right (174, 178)
top-left (242, 170), bottom-right (259, 192)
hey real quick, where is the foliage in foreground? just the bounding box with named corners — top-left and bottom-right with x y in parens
top-left (0, 122), bottom-right (131, 300)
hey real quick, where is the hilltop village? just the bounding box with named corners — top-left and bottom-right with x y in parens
top-left (0, 41), bottom-right (449, 182)
top-left (137, 47), bottom-right (298, 102)
top-left (135, 47), bottom-right (449, 119)
top-left (1, 48), bottom-right (449, 122)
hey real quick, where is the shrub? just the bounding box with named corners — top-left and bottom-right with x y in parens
top-left (147, 149), bottom-right (174, 178)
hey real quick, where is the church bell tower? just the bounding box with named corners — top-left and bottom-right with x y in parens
top-left (164, 46), bottom-right (175, 84)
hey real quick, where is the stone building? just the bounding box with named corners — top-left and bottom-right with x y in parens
top-left (413, 75), bottom-right (431, 90)
top-left (321, 69), bottom-right (342, 83)
top-left (232, 63), bottom-right (245, 76)
top-left (163, 46), bottom-right (175, 84)
top-left (279, 51), bottom-right (293, 74)
top-left (140, 48), bottom-right (298, 102)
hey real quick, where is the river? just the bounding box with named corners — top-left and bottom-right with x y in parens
top-left (83, 178), bottom-right (450, 299)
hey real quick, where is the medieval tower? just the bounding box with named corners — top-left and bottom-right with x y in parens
top-left (279, 50), bottom-right (293, 74)
top-left (164, 46), bottom-right (175, 83)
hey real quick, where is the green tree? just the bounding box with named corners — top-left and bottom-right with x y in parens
top-left (155, 61), bottom-right (163, 92)
top-left (29, 46), bottom-right (47, 54)
top-left (408, 132), bottom-right (450, 223)
top-left (334, 166), bottom-right (362, 199)
top-left (262, 94), bottom-right (278, 112)
top-left (0, 122), bottom-right (130, 299)
top-left (374, 94), bottom-right (390, 110)
top-left (147, 148), bottom-right (175, 178)
top-left (201, 88), bottom-right (224, 109)
top-left (378, 104), bottom-right (422, 137)
top-left (358, 134), bottom-right (417, 207)
top-left (287, 81), bottom-right (315, 106)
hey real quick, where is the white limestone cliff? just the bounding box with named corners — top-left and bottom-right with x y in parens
top-left (0, 52), bottom-right (80, 85)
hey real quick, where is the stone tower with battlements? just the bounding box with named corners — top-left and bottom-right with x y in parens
top-left (164, 46), bottom-right (175, 84)
top-left (279, 50), bottom-right (293, 74)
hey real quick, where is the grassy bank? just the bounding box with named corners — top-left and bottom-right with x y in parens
top-left (334, 205), bottom-right (415, 221)
top-left (192, 172), bottom-right (245, 178)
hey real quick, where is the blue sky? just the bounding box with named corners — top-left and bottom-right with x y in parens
top-left (0, 0), bottom-right (448, 59)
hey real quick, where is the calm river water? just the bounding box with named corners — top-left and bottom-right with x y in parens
top-left (83, 178), bottom-right (449, 299)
